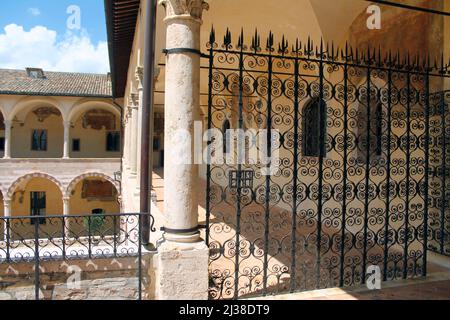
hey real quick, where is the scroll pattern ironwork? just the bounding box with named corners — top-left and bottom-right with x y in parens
top-left (204, 28), bottom-right (450, 299)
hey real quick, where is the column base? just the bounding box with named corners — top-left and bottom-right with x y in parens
top-left (162, 230), bottom-right (201, 244)
top-left (154, 239), bottom-right (209, 300)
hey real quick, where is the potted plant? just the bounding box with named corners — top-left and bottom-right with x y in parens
top-left (83, 214), bottom-right (106, 245)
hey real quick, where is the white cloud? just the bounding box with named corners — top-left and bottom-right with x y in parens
top-left (28, 8), bottom-right (41, 16)
top-left (0, 24), bottom-right (110, 74)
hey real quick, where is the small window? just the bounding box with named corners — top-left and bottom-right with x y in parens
top-left (72, 139), bottom-right (80, 152)
top-left (31, 129), bottom-right (47, 151)
top-left (106, 131), bottom-right (121, 152)
top-left (357, 102), bottom-right (384, 163)
top-left (30, 192), bottom-right (46, 225)
top-left (302, 98), bottom-right (327, 157)
top-left (92, 208), bottom-right (105, 215)
top-left (26, 68), bottom-right (45, 79)
top-left (153, 137), bottom-right (160, 151)
top-left (0, 137), bottom-right (4, 151)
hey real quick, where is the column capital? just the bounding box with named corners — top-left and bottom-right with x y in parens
top-left (159, 0), bottom-right (209, 22)
top-left (63, 120), bottom-right (72, 127)
top-left (3, 119), bottom-right (12, 127)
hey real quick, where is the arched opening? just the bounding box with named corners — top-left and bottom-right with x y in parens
top-left (302, 98), bottom-right (327, 157)
top-left (0, 110), bottom-right (5, 158)
top-left (11, 105), bottom-right (63, 158)
top-left (355, 80), bottom-right (388, 165)
top-left (68, 176), bottom-right (120, 237)
top-left (69, 107), bottom-right (121, 158)
top-left (9, 176), bottom-right (63, 240)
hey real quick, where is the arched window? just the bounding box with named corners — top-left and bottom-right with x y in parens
top-left (302, 98), bottom-right (327, 157)
top-left (106, 131), bottom-right (120, 152)
top-left (357, 101), bottom-right (384, 163)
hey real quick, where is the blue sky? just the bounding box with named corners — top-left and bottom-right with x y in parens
top-left (0, 0), bottom-right (110, 73)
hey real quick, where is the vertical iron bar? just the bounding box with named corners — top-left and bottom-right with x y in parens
top-left (403, 70), bottom-right (411, 279)
top-left (263, 50), bottom-right (273, 296)
top-left (423, 71), bottom-right (430, 277)
top-left (316, 45), bottom-right (325, 289)
top-left (6, 218), bottom-right (10, 263)
top-left (34, 216), bottom-right (40, 300)
top-left (138, 213), bottom-right (143, 300)
top-left (140, 0), bottom-right (158, 246)
top-left (439, 90), bottom-right (446, 255)
top-left (88, 215), bottom-right (92, 260)
top-left (339, 54), bottom-right (349, 287)
top-left (290, 56), bottom-right (299, 293)
top-left (362, 62), bottom-right (371, 284)
top-left (383, 67), bottom-right (393, 281)
top-left (62, 216), bottom-right (66, 260)
top-left (205, 43), bottom-right (214, 247)
top-left (233, 44), bottom-right (245, 300)
top-left (113, 215), bottom-right (117, 257)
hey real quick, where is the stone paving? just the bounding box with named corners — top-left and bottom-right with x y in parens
top-left (253, 270), bottom-right (450, 300)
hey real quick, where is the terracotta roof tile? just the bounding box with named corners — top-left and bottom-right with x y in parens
top-left (0, 69), bottom-right (112, 97)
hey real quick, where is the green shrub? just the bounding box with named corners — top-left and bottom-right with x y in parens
top-left (83, 215), bottom-right (105, 236)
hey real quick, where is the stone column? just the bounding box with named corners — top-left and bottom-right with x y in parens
top-left (135, 67), bottom-right (144, 189)
top-left (3, 120), bottom-right (11, 159)
top-left (129, 94), bottom-right (139, 175)
top-left (122, 117), bottom-right (129, 168)
top-left (125, 107), bottom-right (132, 170)
top-left (63, 197), bottom-right (70, 239)
top-left (3, 198), bottom-right (11, 241)
top-left (154, 0), bottom-right (209, 301)
top-left (63, 121), bottom-right (70, 159)
top-left (160, 0), bottom-right (208, 243)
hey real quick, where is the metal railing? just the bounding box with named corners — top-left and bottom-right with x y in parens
top-left (0, 213), bottom-right (155, 300)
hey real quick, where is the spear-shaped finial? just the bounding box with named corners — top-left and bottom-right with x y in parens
top-left (344, 42), bottom-right (349, 61)
top-left (279, 35), bottom-right (288, 55)
top-left (251, 29), bottom-right (260, 53)
top-left (209, 26), bottom-right (216, 46)
top-left (223, 28), bottom-right (232, 50)
top-left (292, 38), bottom-right (301, 55)
top-left (237, 28), bottom-right (244, 50)
top-left (377, 45), bottom-right (382, 66)
top-left (267, 31), bottom-right (274, 52)
top-left (320, 38), bottom-right (324, 58)
top-left (331, 41), bottom-right (335, 61)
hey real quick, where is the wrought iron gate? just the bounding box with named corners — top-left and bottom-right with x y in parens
top-left (204, 28), bottom-right (450, 299)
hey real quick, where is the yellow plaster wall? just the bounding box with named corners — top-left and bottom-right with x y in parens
top-left (11, 178), bottom-right (63, 217)
top-left (10, 178), bottom-right (63, 240)
top-left (11, 111), bottom-right (63, 159)
top-left (68, 179), bottom-right (120, 215)
top-left (69, 114), bottom-right (122, 159)
top-left (68, 179), bottom-right (120, 237)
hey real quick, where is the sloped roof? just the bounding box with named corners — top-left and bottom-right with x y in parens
top-left (0, 69), bottom-right (112, 98)
top-left (104, 0), bottom-right (141, 98)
